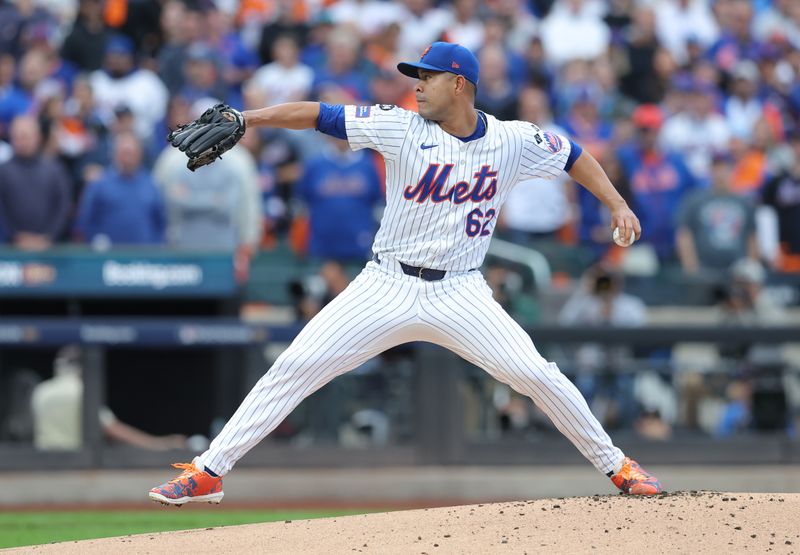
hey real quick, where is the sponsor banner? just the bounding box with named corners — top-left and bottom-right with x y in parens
top-left (0, 249), bottom-right (236, 297)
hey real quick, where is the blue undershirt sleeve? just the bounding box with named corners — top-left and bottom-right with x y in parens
top-left (316, 103), bottom-right (347, 140)
top-left (564, 139), bottom-right (583, 172)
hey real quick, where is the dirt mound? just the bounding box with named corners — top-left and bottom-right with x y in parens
top-left (11, 492), bottom-right (800, 554)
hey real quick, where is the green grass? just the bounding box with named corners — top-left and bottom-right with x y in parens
top-left (0, 509), bottom-right (369, 549)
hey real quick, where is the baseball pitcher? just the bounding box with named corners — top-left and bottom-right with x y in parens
top-left (150, 42), bottom-right (661, 505)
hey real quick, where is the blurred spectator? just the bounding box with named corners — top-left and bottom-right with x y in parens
top-left (500, 86), bottom-right (573, 245)
top-left (157, 1), bottom-right (204, 95)
top-left (707, 0), bottom-right (762, 75)
top-left (618, 4), bottom-right (671, 104)
top-left (0, 54), bottom-right (33, 139)
top-left (619, 105), bottom-right (697, 262)
top-left (522, 36), bottom-right (555, 93)
top-left (762, 131), bottom-right (800, 269)
top-left (660, 81), bottom-right (731, 182)
top-left (75, 131), bottom-right (166, 246)
top-left (153, 100), bottom-right (262, 265)
top-left (443, 0), bottom-right (484, 52)
top-left (558, 264), bottom-right (647, 428)
top-left (205, 7), bottom-right (259, 110)
top-left (180, 42), bottom-right (227, 104)
top-left (540, 0), bottom-right (610, 66)
top-left (90, 34), bottom-right (168, 141)
top-left (725, 60), bottom-right (767, 142)
top-left (257, 0), bottom-right (310, 66)
top-left (329, 0), bottom-right (404, 38)
top-left (729, 120), bottom-right (773, 198)
top-left (655, 0), bottom-right (720, 67)
top-left (676, 153), bottom-right (758, 274)
top-left (31, 345), bottom-right (188, 451)
top-left (0, 115), bottom-right (71, 249)
top-left (249, 34), bottom-right (313, 106)
top-left (296, 135), bottom-right (383, 263)
top-left (290, 260), bottom-right (352, 321)
top-left (60, 0), bottom-right (109, 72)
top-left (312, 27), bottom-right (372, 101)
top-left (715, 257), bottom-right (785, 325)
top-left (0, 0), bottom-right (58, 59)
top-left (753, 0), bottom-right (800, 47)
top-left (475, 43), bottom-right (518, 121)
top-left (396, 0), bottom-right (451, 61)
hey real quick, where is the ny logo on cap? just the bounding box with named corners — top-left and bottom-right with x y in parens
top-left (420, 45), bottom-right (432, 59)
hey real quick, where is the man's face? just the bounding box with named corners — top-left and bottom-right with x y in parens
top-left (114, 134), bottom-right (142, 174)
top-left (10, 117), bottom-right (41, 157)
top-left (415, 69), bottom-right (459, 121)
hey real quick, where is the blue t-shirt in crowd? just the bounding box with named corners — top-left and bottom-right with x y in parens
top-left (75, 168), bottom-right (166, 245)
top-left (296, 147), bottom-right (383, 261)
top-left (618, 145), bottom-right (697, 259)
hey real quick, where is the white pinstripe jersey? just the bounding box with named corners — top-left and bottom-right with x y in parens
top-left (345, 104), bottom-right (572, 271)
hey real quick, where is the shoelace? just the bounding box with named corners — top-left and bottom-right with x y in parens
top-left (168, 462), bottom-right (199, 483)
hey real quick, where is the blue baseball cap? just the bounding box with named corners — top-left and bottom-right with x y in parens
top-left (397, 42), bottom-right (479, 86)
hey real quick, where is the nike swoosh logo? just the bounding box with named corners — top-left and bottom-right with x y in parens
top-left (420, 144), bottom-right (438, 150)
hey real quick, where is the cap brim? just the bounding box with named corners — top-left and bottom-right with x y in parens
top-left (397, 62), bottom-right (446, 79)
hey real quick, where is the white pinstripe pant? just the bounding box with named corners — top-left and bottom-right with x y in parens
top-left (201, 258), bottom-right (625, 475)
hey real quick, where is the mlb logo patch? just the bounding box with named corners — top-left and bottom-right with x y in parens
top-left (356, 105), bottom-right (372, 118)
top-left (542, 131), bottom-right (563, 153)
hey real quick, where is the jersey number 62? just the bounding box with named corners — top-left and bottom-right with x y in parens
top-left (465, 208), bottom-right (496, 237)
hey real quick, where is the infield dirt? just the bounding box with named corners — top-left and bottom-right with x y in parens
top-left (9, 491), bottom-right (800, 554)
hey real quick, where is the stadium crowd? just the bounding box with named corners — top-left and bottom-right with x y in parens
top-left (0, 0), bottom-right (798, 281)
top-left (1, 0), bottom-right (799, 445)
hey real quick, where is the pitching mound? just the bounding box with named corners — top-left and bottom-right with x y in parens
top-left (13, 492), bottom-right (800, 554)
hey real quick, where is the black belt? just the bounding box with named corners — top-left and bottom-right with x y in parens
top-left (373, 254), bottom-right (447, 281)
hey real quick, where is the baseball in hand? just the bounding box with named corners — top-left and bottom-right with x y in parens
top-left (612, 226), bottom-right (636, 247)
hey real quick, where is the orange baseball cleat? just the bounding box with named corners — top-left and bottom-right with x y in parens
top-left (610, 457), bottom-right (663, 495)
top-left (149, 457), bottom-right (224, 506)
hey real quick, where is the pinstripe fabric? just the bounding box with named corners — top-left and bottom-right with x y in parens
top-left (201, 262), bottom-right (624, 476)
top-left (198, 105), bottom-right (625, 477)
top-left (343, 105), bottom-right (570, 272)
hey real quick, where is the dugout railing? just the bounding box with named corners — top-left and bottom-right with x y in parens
top-left (0, 321), bottom-right (798, 471)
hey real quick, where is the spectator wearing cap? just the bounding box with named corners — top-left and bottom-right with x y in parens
top-left (761, 131), bottom-right (800, 271)
top-left (75, 131), bottom-right (166, 246)
top-left (90, 34), bottom-right (168, 142)
top-left (180, 42), bottom-right (227, 104)
top-left (654, 0), bottom-right (720, 67)
top-left (618, 105), bottom-right (696, 262)
top-left (676, 152), bottom-right (758, 275)
top-left (60, 0), bottom-right (109, 72)
top-left (0, 115), bottom-right (71, 249)
top-left (540, 0), bottom-right (610, 66)
top-left (660, 79), bottom-right (731, 183)
top-left (249, 34), bottom-right (313, 106)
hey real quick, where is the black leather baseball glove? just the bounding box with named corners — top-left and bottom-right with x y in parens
top-left (167, 104), bottom-right (246, 171)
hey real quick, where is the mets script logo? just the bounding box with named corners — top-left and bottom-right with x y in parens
top-left (403, 164), bottom-right (498, 204)
top-left (542, 131), bottom-right (563, 154)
